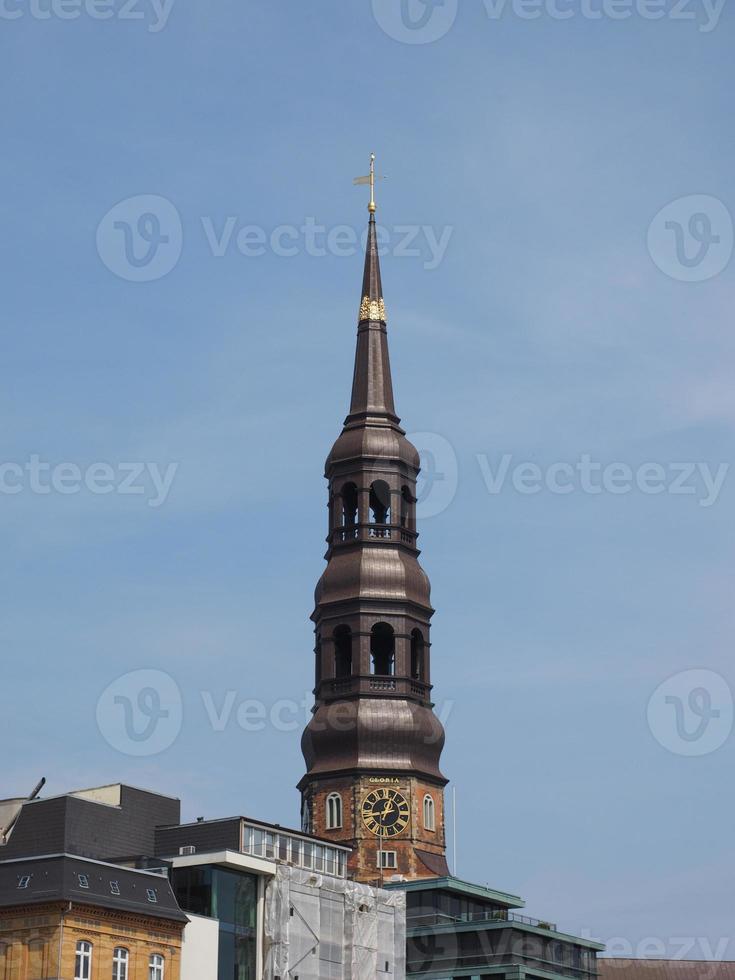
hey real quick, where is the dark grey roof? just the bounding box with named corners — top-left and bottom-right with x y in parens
top-left (0, 854), bottom-right (187, 923)
top-left (0, 786), bottom-right (180, 862)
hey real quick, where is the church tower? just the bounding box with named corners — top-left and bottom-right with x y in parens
top-left (299, 161), bottom-right (449, 883)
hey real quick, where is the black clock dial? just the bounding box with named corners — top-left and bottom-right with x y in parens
top-left (361, 789), bottom-right (410, 838)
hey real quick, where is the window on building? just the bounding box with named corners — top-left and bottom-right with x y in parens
top-left (369, 480), bottom-right (391, 528)
top-left (369, 480), bottom-right (391, 524)
top-left (423, 794), bottom-right (436, 831)
top-left (378, 851), bottom-right (397, 869)
top-left (148, 955), bottom-right (164, 980)
top-left (112, 948), bottom-right (129, 980)
top-left (28, 939), bottom-right (46, 978)
top-left (17, 875), bottom-right (31, 889)
top-left (334, 625), bottom-right (353, 678)
top-left (370, 622), bottom-right (395, 675)
top-left (341, 482), bottom-right (358, 527)
top-left (410, 629), bottom-right (424, 680)
top-left (74, 942), bottom-right (92, 980)
top-left (77, 874), bottom-right (89, 889)
top-left (326, 793), bottom-right (343, 829)
top-left (314, 632), bottom-right (322, 687)
top-left (400, 485), bottom-right (414, 528)
top-left (324, 847), bottom-right (339, 876)
top-left (110, 880), bottom-right (120, 895)
top-left (146, 888), bottom-right (158, 903)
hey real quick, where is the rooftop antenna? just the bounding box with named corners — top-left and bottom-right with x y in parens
top-left (28, 777), bottom-right (46, 800)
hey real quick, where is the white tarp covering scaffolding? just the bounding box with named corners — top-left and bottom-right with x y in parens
top-left (263, 865), bottom-right (406, 980)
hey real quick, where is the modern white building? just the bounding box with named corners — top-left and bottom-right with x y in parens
top-left (157, 816), bottom-right (406, 980)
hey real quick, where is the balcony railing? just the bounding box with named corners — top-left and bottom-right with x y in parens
top-left (320, 674), bottom-right (432, 702)
top-left (332, 523), bottom-right (417, 546)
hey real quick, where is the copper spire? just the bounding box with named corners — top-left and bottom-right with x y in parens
top-left (346, 212), bottom-right (398, 425)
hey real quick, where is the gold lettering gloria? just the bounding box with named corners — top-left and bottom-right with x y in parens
top-left (359, 296), bottom-right (387, 323)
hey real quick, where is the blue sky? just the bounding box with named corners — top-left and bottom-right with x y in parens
top-left (2, 0), bottom-right (734, 957)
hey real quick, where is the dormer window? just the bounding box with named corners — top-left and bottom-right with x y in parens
top-left (110, 881), bottom-right (120, 895)
top-left (17, 876), bottom-right (31, 889)
top-left (146, 888), bottom-right (158, 903)
top-left (78, 874), bottom-right (89, 889)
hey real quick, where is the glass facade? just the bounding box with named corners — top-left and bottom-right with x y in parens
top-left (240, 821), bottom-right (347, 877)
top-left (171, 866), bottom-right (258, 980)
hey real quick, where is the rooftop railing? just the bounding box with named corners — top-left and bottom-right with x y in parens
top-left (408, 910), bottom-right (558, 931)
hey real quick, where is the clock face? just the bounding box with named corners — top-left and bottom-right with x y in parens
top-left (361, 788), bottom-right (410, 838)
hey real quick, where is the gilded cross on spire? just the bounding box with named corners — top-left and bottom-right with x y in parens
top-left (353, 152), bottom-right (385, 214)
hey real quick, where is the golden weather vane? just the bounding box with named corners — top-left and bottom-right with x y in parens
top-left (353, 152), bottom-right (387, 214)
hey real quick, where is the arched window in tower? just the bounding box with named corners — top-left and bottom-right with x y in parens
top-left (423, 794), bottom-right (436, 832)
top-left (400, 485), bottom-right (414, 528)
top-left (410, 629), bottom-right (425, 680)
top-left (334, 626), bottom-right (353, 678)
top-left (326, 792), bottom-right (343, 829)
top-left (315, 633), bottom-right (322, 687)
top-left (370, 623), bottom-right (395, 676)
top-left (341, 482), bottom-right (358, 528)
top-left (369, 480), bottom-right (391, 537)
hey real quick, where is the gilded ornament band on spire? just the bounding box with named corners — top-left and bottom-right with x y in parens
top-left (358, 296), bottom-right (387, 323)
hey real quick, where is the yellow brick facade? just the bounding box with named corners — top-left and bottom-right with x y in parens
top-left (0, 905), bottom-right (183, 980)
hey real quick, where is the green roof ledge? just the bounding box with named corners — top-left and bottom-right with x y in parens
top-left (384, 875), bottom-right (525, 910)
